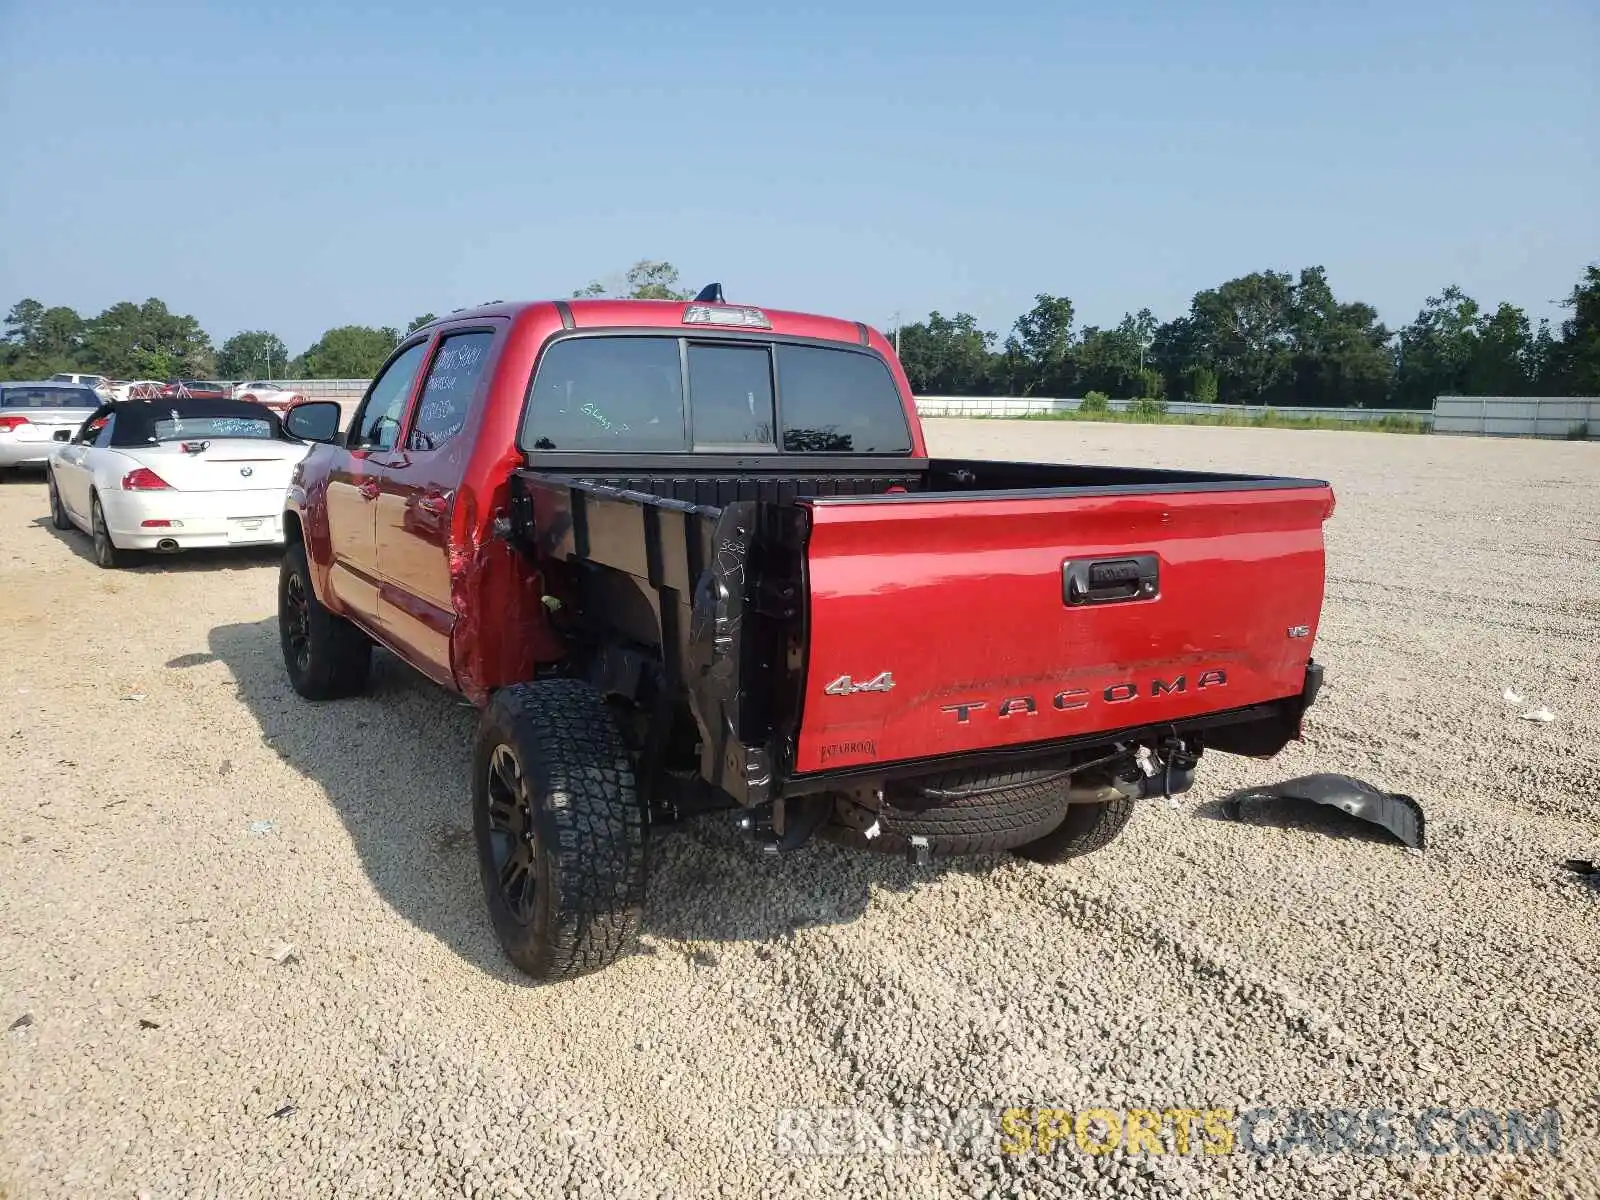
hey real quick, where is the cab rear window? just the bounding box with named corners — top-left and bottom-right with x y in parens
top-left (775, 344), bottom-right (911, 453)
top-left (521, 336), bottom-right (910, 454)
top-left (524, 337), bottom-right (686, 451)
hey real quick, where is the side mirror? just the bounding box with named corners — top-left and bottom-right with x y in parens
top-left (284, 400), bottom-right (342, 443)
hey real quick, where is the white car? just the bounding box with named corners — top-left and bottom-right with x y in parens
top-left (49, 373), bottom-right (114, 399)
top-left (45, 397), bottom-right (314, 568)
top-left (232, 380), bottom-right (307, 413)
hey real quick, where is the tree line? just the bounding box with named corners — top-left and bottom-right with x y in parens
top-left (894, 263), bottom-right (1599, 407)
top-left (5, 259), bottom-right (1595, 407)
top-left (0, 298), bottom-right (443, 384)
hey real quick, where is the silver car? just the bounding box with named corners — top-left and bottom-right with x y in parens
top-left (0, 382), bottom-right (102, 474)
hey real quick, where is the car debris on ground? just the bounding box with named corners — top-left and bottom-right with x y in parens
top-left (1223, 773), bottom-right (1426, 850)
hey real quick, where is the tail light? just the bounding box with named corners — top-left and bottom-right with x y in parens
top-left (0, 414), bottom-right (32, 432)
top-left (122, 467), bottom-right (172, 491)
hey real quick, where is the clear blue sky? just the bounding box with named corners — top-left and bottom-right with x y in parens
top-left (2, 0), bottom-right (1595, 353)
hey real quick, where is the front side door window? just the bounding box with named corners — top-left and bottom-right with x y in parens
top-left (350, 341), bottom-right (430, 452)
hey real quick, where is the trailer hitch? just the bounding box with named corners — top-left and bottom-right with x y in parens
top-left (740, 794), bottom-right (831, 854)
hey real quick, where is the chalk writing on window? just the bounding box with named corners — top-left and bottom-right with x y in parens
top-left (411, 332), bottom-right (493, 450)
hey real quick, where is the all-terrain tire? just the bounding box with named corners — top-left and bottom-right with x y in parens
top-left (822, 765), bottom-right (1076, 857)
top-left (1013, 795), bottom-right (1134, 864)
top-left (472, 680), bottom-right (647, 982)
top-left (278, 541), bottom-right (372, 700)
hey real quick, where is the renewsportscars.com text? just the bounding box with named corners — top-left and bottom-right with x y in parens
top-left (774, 1105), bottom-right (1563, 1159)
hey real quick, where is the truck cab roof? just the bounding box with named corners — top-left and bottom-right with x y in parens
top-left (418, 298), bottom-right (879, 348)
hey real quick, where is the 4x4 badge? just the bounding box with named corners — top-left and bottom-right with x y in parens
top-left (824, 672), bottom-right (895, 696)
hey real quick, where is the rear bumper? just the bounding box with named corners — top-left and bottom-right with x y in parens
top-left (114, 526), bottom-right (286, 550)
top-left (782, 661), bottom-right (1326, 797)
top-left (101, 490), bottom-right (287, 548)
top-left (0, 439), bottom-right (64, 468)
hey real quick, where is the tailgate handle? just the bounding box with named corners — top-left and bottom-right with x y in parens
top-left (1064, 555), bottom-right (1159, 606)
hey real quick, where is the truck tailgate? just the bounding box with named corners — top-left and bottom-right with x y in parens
top-left (794, 485), bottom-right (1332, 774)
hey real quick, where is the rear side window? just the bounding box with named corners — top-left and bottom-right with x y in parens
top-left (776, 345), bottom-right (911, 453)
top-left (410, 330), bottom-right (493, 451)
top-left (78, 414), bottom-right (113, 446)
top-left (524, 337), bottom-right (686, 451)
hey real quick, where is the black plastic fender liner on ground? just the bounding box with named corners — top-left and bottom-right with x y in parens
top-left (1225, 773), bottom-right (1425, 850)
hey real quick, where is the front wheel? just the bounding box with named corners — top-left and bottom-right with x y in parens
top-left (472, 680), bottom-right (647, 982)
top-left (278, 541), bottom-right (371, 699)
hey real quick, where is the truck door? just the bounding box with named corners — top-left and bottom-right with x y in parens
top-left (373, 327), bottom-right (499, 684)
top-left (324, 338), bottom-right (432, 625)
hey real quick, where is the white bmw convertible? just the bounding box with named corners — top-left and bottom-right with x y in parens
top-left (45, 397), bottom-right (315, 568)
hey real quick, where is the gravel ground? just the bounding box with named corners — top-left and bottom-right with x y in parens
top-left (2, 421), bottom-right (1597, 1200)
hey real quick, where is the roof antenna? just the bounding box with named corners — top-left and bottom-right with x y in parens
top-left (694, 283), bottom-right (724, 303)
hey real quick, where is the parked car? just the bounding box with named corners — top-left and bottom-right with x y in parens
top-left (0, 382), bottom-right (104, 476)
top-left (158, 379), bottom-right (230, 400)
top-left (46, 397), bottom-right (314, 567)
top-left (108, 380), bottom-right (165, 401)
top-left (232, 380), bottom-right (307, 414)
top-left (48, 373), bottom-right (114, 399)
top-left (278, 293), bottom-right (1333, 983)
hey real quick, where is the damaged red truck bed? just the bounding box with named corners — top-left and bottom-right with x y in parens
top-left (278, 290), bottom-right (1333, 982)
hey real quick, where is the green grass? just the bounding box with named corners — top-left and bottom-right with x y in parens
top-left (987, 406), bottom-right (1430, 434)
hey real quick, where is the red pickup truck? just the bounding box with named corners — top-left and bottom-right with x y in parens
top-left (279, 291), bottom-right (1332, 982)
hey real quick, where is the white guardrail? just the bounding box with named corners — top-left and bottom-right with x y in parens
top-left (914, 395), bottom-right (1434, 426)
top-left (1432, 396), bottom-right (1599, 440)
top-left (271, 379), bottom-right (370, 404)
top-left (267, 382), bottom-right (1598, 440)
